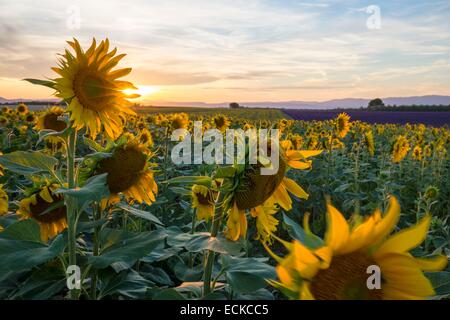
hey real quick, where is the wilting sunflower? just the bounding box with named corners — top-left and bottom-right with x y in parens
top-left (225, 144), bottom-right (322, 241)
top-left (52, 38), bottom-right (138, 139)
top-left (0, 185), bottom-right (8, 215)
top-left (392, 135), bottom-right (410, 163)
top-left (213, 114), bottom-right (231, 132)
top-left (16, 103), bottom-right (28, 114)
top-left (17, 183), bottom-right (67, 241)
top-left (94, 139), bottom-right (157, 206)
top-left (267, 197), bottom-right (447, 300)
top-left (335, 113), bottom-right (350, 138)
top-left (191, 184), bottom-right (216, 222)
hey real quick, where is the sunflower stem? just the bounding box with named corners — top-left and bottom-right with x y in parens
top-left (66, 128), bottom-right (79, 299)
top-left (203, 191), bottom-right (225, 297)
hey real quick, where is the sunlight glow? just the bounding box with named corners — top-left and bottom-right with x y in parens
top-left (123, 85), bottom-right (160, 97)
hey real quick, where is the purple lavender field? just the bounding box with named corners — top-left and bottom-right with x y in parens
top-left (283, 110), bottom-right (450, 127)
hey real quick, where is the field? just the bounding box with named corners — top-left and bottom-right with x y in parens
top-left (0, 103), bottom-right (449, 300)
top-left (0, 38), bottom-right (448, 301)
top-left (285, 109), bottom-right (450, 127)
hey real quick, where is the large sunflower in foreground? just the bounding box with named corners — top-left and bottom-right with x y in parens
top-left (94, 139), bottom-right (157, 206)
top-left (225, 143), bottom-right (322, 241)
top-left (17, 183), bottom-right (67, 241)
top-left (268, 197), bottom-right (448, 300)
top-left (52, 38), bottom-right (138, 139)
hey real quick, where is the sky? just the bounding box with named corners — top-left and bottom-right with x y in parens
top-left (0, 0), bottom-right (450, 104)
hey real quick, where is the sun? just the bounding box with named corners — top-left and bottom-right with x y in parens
top-left (123, 85), bottom-right (160, 97)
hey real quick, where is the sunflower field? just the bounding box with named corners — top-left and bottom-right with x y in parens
top-left (0, 39), bottom-right (449, 301)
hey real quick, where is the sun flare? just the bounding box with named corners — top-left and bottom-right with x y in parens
top-left (123, 85), bottom-right (160, 97)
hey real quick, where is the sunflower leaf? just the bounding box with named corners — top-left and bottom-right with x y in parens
top-left (0, 151), bottom-right (58, 176)
top-left (116, 203), bottom-right (163, 226)
top-left (23, 78), bottom-right (56, 89)
top-left (282, 213), bottom-right (324, 249)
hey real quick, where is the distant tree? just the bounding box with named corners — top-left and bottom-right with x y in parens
top-left (229, 102), bottom-right (240, 109)
top-left (367, 98), bottom-right (384, 110)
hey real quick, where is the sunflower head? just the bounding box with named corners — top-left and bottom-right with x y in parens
top-left (213, 114), bottom-right (231, 132)
top-left (94, 140), bottom-right (157, 205)
top-left (0, 116), bottom-right (8, 126)
top-left (53, 38), bottom-right (138, 139)
top-left (25, 113), bottom-right (36, 123)
top-left (17, 183), bottom-right (67, 241)
top-left (16, 103), bottom-right (28, 114)
top-left (335, 113), bottom-right (350, 138)
top-left (137, 128), bottom-right (153, 147)
top-left (392, 135), bottom-right (410, 163)
top-left (364, 130), bottom-right (375, 156)
top-left (191, 184), bottom-right (216, 222)
top-left (35, 106), bottom-right (67, 132)
top-left (169, 113), bottom-right (189, 131)
top-left (412, 145), bottom-right (422, 161)
top-left (269, 197), bottom-right (447, 300)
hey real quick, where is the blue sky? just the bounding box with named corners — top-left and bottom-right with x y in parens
top-left (0, 0), bottom-right (449, 103)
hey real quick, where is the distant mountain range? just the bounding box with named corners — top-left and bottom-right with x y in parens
top-left (2, 95), bottom-right (450, 109)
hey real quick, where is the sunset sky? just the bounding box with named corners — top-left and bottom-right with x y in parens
top-left (1, 0), bottom-right (450, 104)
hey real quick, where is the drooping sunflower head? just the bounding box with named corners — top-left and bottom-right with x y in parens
top-left (213, 114), bottom-right (231, 132)
top-left (191, 184), bottom-right (215, 222)
top-left (335, 113), bottom-right (350, 138)
top-left (392, 135), bottom-right (410, 163)
top-left (269, 197), bottom-right (447, 300)
top-left (95, 141), bottom-right (157, 205)
top-left (0, 185), bottom-right (8, 215)
top-left (35, 106), bottom-right (67, 132)
top-left (17, 183), bottom-right (67, 241)
top-left (53, 38), bottom-right (138, 139)
top-left (16, 103), bottom-right (28, 114)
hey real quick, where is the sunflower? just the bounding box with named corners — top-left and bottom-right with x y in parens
top-left (0, 116), bottom-right (8, 126)
top-left (225, 145), bottom-right (322, 241)
top-left (213, 114), bottom-right (231, 132)
top-left (35, 106), bottom-right (67, 132)
top-left (412, 145), bottom-right (422, 161)
top-left (95, 140), bottom-right (157, 206)
top-left (364, 130), bottom-right (375, 156)
top-left (52, 38), bottom-right (138, 139)
top-left (392, 135), bottom-right (410, 163)
top-left (0, 152), bottom-right (4, 176)
top-left (191, 184), bottom-right (216, 222)
top-left (25, 113), bottom-right (36, 123)
top-left (169, 113), bottom-right (189, 132)
top-left (335, 113), bottom-right (350, 138)
top-left (0, 185), bottom-right (8, 215)
top-left (16, 103), bottom-right (28, 114)
top-left (17, 183), bottom-right (67, 241)
top-left (267, 197), bottom-right (447, 300)
top-left (137, 128), bottom-right (153, 148)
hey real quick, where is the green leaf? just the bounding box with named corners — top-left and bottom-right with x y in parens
top-left (116, 203), bottom-right (163, 226)
top-left (83, 137), bottom-right (106, 152)
top-left (23, 78), bottom-right (56, 89)
top-left (0, 151), bottom-right (58, 176)
top-left (426, 271), bottom-right (450, 297)
top-left (88, 229), bottom-right (167, 269)
top-left (213, 166), bottom-right (236, 179)
top-left (0, 219), bottom-right (41, 242)
top-left (36, 128), bottom-right (69, 146)
top-left (152, 288), bottom-right (186, 300)
top-left (57, 173), bottom-right (109, 210)
top-left (98, 269), bottom-right (154, 299)
top-left (0, 235), bottom-right (65, 274)
top-left (166, 230), bottom-right (243, 255)
top-left (282, 213), bottom-right (324, 249)
top-left (222, 256), bottom-right (276, 293)
top-left (166, 176), bottom-right (212, 187)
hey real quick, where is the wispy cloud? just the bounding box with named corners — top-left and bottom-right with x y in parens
top-left (0, 0), bottom-right (449, 101)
